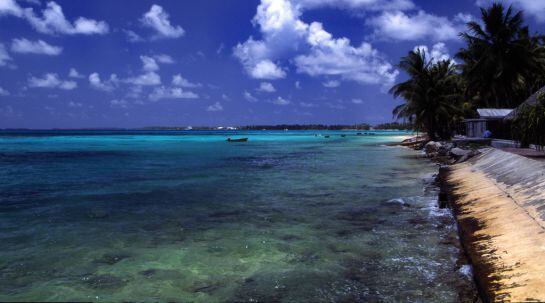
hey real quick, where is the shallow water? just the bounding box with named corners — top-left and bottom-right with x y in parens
top-left (0, 130), bottom-right (472, 302)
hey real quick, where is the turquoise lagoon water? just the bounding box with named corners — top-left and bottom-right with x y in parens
top-left (0, 130), bottom-right (472, 302)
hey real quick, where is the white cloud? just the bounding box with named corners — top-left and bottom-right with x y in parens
top-left (476, 0), bottom-right (545, 22)
top-left (126, 72), bottom-right (161, 86)
top-left (69, 67), bottom-right (84, 78)
top-left (257, 82), bottom-right (276, 92)
top-left (295, 23), bottom-right (398, 87)
top-left (0, 43), bottom-right (13, 66)
top-left (28, 73), bottom-right (77, 90)
top-left (11, 38), bottom-right (62, 55)
top-left (172, 74), bottom-right (201, 88)
top-left (235, 0), bottom-right (398, 87)
top-left (366, 10), bottom-right (464, 41)
top-left (322, 80), bottom-right (340, 88)
top-left (293, 0), bottom-right (415, 11)
top-left (148, 86), bottom-right (198, 101)
top-left (154, 54), bottom-right (174, 64)
top-left (206, 102), bottom-right (223, 112)
top-left (0, 87), bottom-right (10, 96)
top-left (243, 90), bottom-right (258, 102)
top-left (272, 96), bottom-right (290, 105)
top-left (141, 4), bottom-right (185, 39)
top-left (0, 0), bottom-right (23, 17)
top-left (22, 1), bottom-right (109, 35)
top-left (413, 42), bottom-right (451, 63)
top-left (89, 72), bottom-right (117, 91)
top-left (250, 60), bottom-right (286, 79)
top-left (140, 55), bottom-right (159, 72)
top-left (295, 81), bottom-right (301, 89)
top-left (351, 98), bottom-right (363, 104)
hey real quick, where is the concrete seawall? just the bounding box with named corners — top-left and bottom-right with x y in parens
top-left (445, 148), bottom-right (545, 302)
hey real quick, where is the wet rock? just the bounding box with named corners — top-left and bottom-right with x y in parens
top-left (450, 147), bottom-right (470, 158)
top-left (188, 280), bottom-right (223, 294)
top-left (425, 141), bottom-right (442, 154)
top-left (82, 274), bottom-right (127, 289)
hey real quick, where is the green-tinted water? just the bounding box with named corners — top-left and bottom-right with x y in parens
top-left (0, 130), bottom-right (472, 302)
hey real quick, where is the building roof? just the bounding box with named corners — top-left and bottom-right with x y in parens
top-left (477, 108), bottom-right (513, 119)
top-left (505, 85), bottom-right (545, 120)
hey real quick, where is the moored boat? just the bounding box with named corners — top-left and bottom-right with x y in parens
top-left (227, 137), bottom-right (248, 142)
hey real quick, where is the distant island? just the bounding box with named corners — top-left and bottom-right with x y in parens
top-left (141, 122), bottom-right (413, 131)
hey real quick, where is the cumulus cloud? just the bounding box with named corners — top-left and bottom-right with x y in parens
top-left (140, 55), bottom-right (159, 72)
top-left (3, 1), bottom-right (109, 35)
top-left (366, 10), bottom-right (465, 41)
top-left (206, 102), bottom-right (223, 112)
top-left (154, 54), bottom-right (174, 64)
top-left (272, 96), bottom-right (290, 105)
top-left (0, 87), bottom-right (10, 96)
top-left (257, 82), bottom-right (276, 93)
top-left (293, 0), bottom-right (415, 11)
top-left (243, 90), bottom-right (258, 102)
top-left (28, 73), bottom-right (77, 90)
top-left (0, 0), bottom-right (23, 17)
top-left (172, 74), bottom-right (201, 88)
top-left (250, 60), bottom-right (286, 79)
top-left (148, 86), bottom-right (198, 101)
top-left (413, 42), bottom-right (452, 63)
top-left (89, 72), bottom-right (118, 91)
top-left (69, 67), bottom-right (84, 78)
top-left (11, 38), bottom-right (62, 55)
top-left (0, 43), bottom-right (13, 67)
top-left (234, 0), bottom-right (398, 87)
top-left (126, 71), bottom-right (161, 86)
top-left (141, 4), bottom-right (185, 39)
top-left (351, 98), bottom-right (364, 104)
top-left (322, 80), bottom-right (340, 88)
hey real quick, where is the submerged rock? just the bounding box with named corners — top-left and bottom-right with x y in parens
top-left (81, 274), bottom-right (127, 289)
top-left (94, 253), bottom-right (130, 265)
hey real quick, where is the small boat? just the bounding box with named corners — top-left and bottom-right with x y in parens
top-left (340, 134), bottom-right (346, 137)
top-left (227, 137), bottom-right (248, 142)
top-left (356, 132), bottom-right (363, 135)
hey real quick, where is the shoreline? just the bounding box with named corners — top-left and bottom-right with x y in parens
top-left (417, 140), bottom-right (545, 302)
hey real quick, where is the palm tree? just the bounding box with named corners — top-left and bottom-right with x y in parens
top-left (391, 50), bottom-right (463, 140)
top-left (457, 3), bottom-right (545, 108)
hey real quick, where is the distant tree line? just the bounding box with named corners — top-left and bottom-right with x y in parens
top-left (240, 124), bottom-right (372, 130)
top-left (390, 2), bottom-right (545, 142)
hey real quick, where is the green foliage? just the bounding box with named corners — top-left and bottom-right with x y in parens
top-left (512, 92), bottom-right (545, 150)
top-left (456, 3), bottom-right (545, 108)
top-left (390, 50), bottom-right (464, 140)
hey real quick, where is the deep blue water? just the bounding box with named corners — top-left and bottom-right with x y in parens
top-left (0, 130), bottom-right (472, 302)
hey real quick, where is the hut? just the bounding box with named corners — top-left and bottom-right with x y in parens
top-left (464, 108), bottom-right (513, 138)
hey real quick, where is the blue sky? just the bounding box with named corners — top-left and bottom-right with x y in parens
top-left (0, 0), bottom-right (543, 128)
